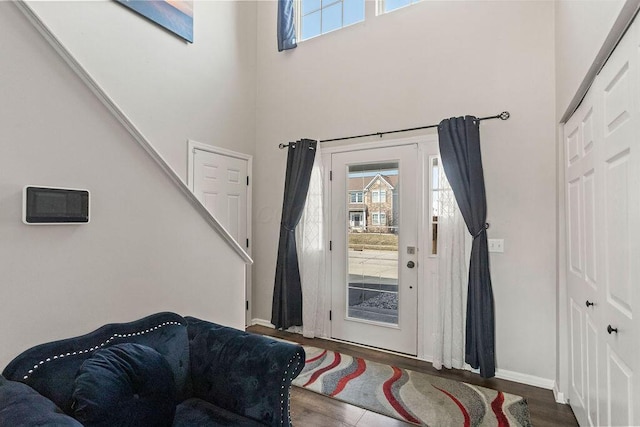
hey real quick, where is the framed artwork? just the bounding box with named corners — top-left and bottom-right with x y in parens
top-left (116, 0), bottom-right (193, 43)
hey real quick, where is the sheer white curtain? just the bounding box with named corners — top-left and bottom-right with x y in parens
top-left (296, 147), bottom-right (327, 338)
top-left (432, 168), bottom-right (467, 370)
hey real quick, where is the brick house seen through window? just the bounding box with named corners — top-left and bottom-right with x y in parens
top-left (348, 173), bottom-right (397, 234)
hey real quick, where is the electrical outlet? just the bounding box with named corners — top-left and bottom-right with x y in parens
top-left (488, 239), bottom-right (504, 253)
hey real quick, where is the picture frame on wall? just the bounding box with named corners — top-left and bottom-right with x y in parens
top-left (116, 0), bottom-right (193, 43)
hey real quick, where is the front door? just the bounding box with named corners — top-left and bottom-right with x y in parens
top-left (330, 144), bottom-right (418, 355)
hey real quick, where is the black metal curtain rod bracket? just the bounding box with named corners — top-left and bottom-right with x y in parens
top-left (278, 111), bottom-right (510, 148)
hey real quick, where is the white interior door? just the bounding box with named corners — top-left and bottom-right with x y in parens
top-left (564, 16), bottom-right (640, 426)
top-left (597, 25), bottom-right (639, 426)
top-left (192, 150), bottom-right (248, 245)
top-left (330, 144), bottom-right (418, 355)
top-left (565, 91), bottom-right (602, 427)
top-left (188, 142), bottom-right (252, 325)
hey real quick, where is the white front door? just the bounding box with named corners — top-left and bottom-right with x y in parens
top-left (188, 142), bottom-right (252, 325)
top-left (330, 144), bottom-right (418, 355)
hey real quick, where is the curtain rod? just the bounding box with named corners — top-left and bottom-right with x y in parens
top-left (278, 111), bottom-right (510, 149)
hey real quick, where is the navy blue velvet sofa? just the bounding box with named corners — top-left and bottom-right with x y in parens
top-left (0, 312), bottom-right (305, 426)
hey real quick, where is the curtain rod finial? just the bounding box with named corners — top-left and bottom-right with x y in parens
top-left (499, 111), bottom-right (510, 120)
top-left (279, 143), bottom-right (287, 149)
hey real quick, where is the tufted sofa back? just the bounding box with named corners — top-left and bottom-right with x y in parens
top-left (2, 312), bottom-right (192, 414)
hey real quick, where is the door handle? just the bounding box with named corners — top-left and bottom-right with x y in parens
top-left (585, 300), bottom-right (594, 307)
top-left (407, 261), bottom-right (415, 268)
top-left (607, 325), bottom-right (618, 335)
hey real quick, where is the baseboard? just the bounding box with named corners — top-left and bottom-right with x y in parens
top-left (493, 368), bottom-right (555, 390)
top-left (553, 383), bottom-right (568, 404)
top-left (251, 318), bottom-right (274, 329)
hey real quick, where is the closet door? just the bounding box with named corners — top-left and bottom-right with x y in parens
top-left (564, 16), bottom-right (640, 427)
top-left (565, 91), bottom-right (602, 427)
top-left (596, 21), bottom-right (639, 427)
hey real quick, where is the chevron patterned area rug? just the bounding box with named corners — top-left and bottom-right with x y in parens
top-left (292, 346), bottom-right (532, 427)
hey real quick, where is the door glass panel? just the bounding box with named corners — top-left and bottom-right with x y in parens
top-left (346, 162), bottom-right (399, 324)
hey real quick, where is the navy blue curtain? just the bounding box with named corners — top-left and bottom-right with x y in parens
top-left (277, 0), bottom-right (297, 52)
top-left (271, 139), bottom-right (317, 329)
top-left (438, 116), bottom-right (496, 378)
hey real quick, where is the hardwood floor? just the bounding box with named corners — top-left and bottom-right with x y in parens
top-left (248, 326), bottom-right (578, 427)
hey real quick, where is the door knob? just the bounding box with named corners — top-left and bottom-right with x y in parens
top-left (407, 261), bottom-right (415, 269)
top-left (585, 300), bottom-right (594, 307)
top-left (607, 325), bottom-right (618, 334)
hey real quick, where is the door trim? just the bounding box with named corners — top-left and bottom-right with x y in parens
top-left (187, 140), bottom-right (253, 326)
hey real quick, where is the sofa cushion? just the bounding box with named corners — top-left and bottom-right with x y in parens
top-left (0, 376), bottom-right (82, 426)
top-left (2, 312), bottom-right (191, 414)
top-left (72, 343), bottom-right (176, 427)
top-left (173, 398), bottom-right (266, 427)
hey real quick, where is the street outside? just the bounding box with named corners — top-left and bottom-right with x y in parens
top-left (348, 249), bottom-right (398, 283)
top-left (347, 249), bottom-right (399, 324)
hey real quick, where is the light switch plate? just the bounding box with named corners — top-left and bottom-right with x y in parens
top-left (488, 239), bottom-right (504, 253)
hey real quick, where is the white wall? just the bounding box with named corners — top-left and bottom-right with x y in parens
top-left (555, 0), bottom-right (626, 117)
top-left (253, 0), bottom-right (557, 381)
top-left (0, 2), bottom-right (246, 369)
top-left (26, 0), bottom-right (257, 181)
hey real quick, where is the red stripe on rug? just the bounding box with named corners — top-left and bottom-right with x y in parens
top-left (491, 391), bottom-right (510, 427)
top-left (306, 349), bottom-right (327, 363)
top-left (303, 352), bottom-right (341, 387)
top-left (383, 366), bottom-right (421, 424)
top-left (330, 357), bottom-right (366, 397)
top-left (433, 386), bottom-right (471, 427)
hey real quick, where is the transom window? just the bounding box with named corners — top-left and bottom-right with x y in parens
top-left (378, 0), bottom-right (422, 14)
top-left (299, 0), bottom-right (365, 41)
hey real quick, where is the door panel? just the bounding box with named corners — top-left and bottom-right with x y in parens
top-left (585, 315), bottom-right (599, 426)
top-left (567, 177), bottom-right (582, 275)
top-left (570, 298), bottom-right (585, 407)
top-left (331, 145), bottom-right (418, 355)
top-left (606, 346), bottom-right (633, 426)
top-left (583, 169), bottom-right (597, 288)
top-left (193, 149), bottom-right (248, 245)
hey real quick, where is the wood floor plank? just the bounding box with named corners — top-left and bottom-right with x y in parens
top-left (249, 326), bottom-right (578, 427)
top-left (356, 410), bottom-right (414, 427)
top-left (290, 387), bottom-right (366, 426)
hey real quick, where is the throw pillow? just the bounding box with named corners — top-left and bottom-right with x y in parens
top-left (72, 343), bottom-right (176, 427)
